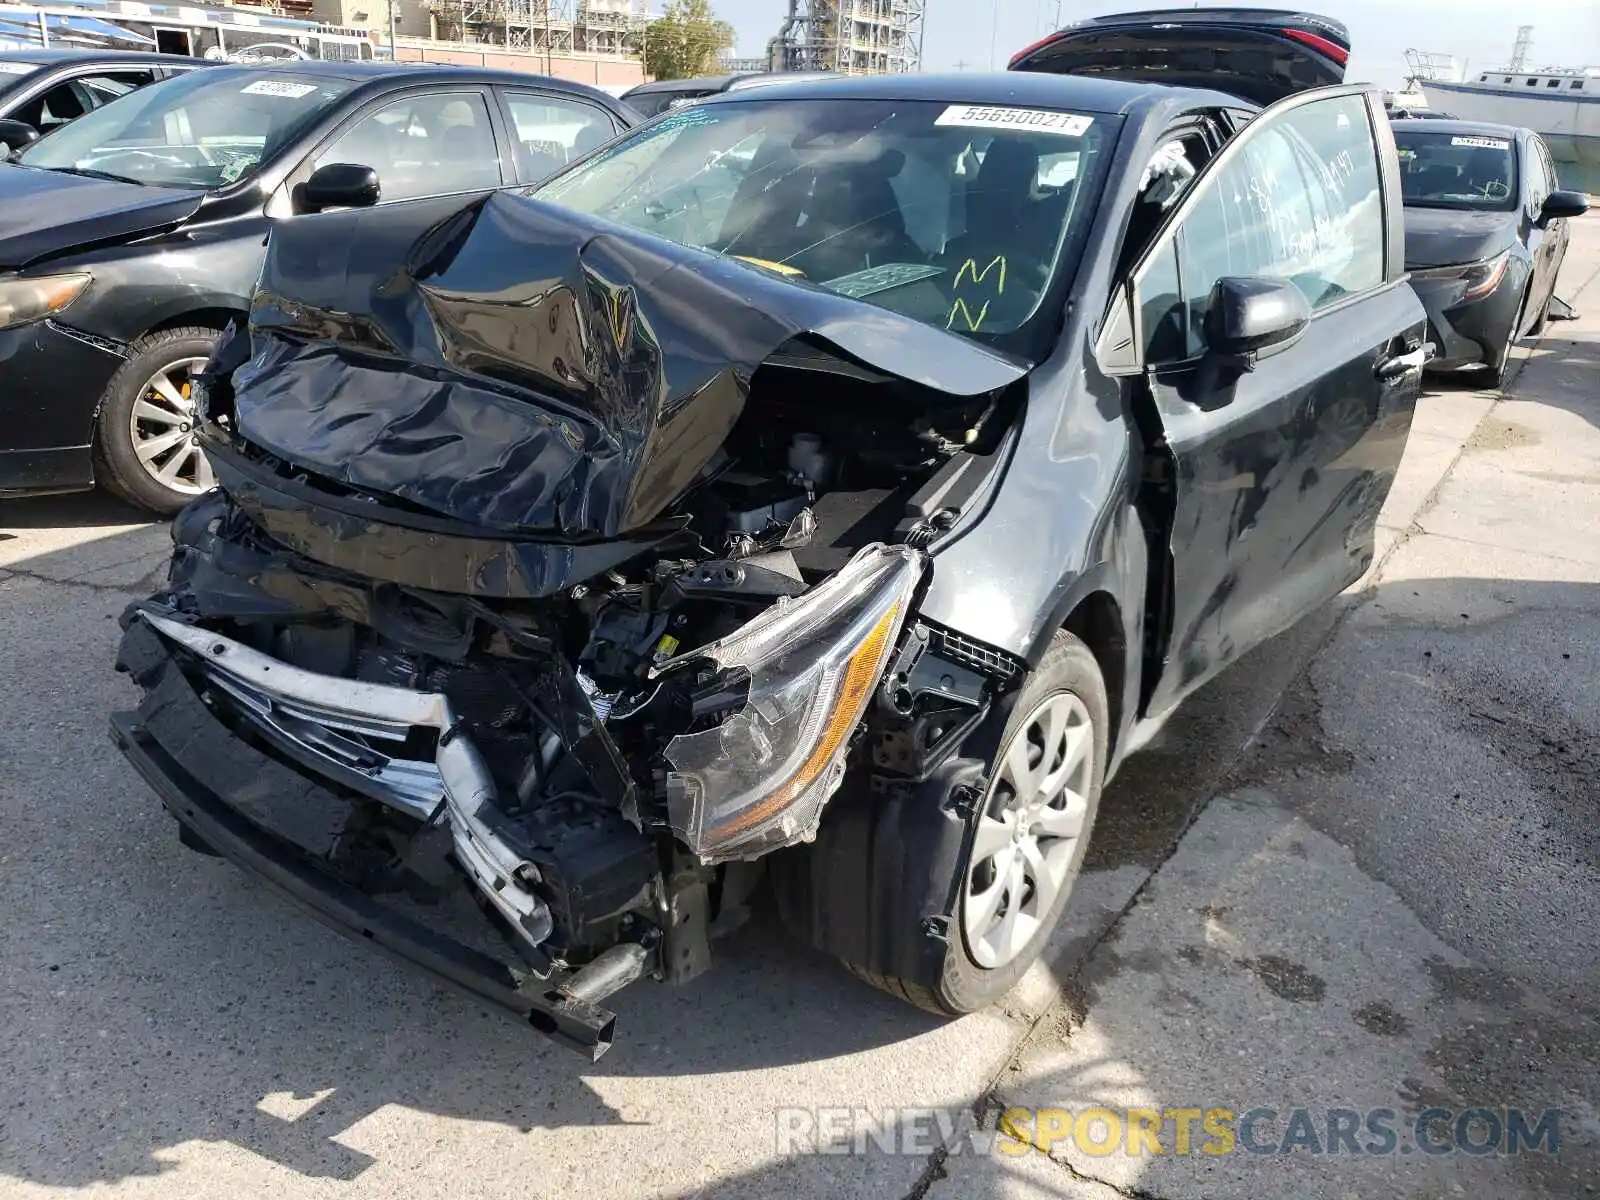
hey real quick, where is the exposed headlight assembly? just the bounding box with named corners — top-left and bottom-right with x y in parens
top-left (0, 273), bottom-right (90, 331)
top-left (660, 543), bottom-right (925, 862)
top-left (1459, 250), bottom-right (1510, 301)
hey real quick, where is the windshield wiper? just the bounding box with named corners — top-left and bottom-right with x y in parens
top-left (45, 165), bottom-right (146, 186)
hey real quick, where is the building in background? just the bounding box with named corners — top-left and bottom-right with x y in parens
top-left (0, 0), bottom-right (371, 58)
top-left (299, 0), bottom-right (648, 86)
top-left (767, 0), bottom-right (922, 75)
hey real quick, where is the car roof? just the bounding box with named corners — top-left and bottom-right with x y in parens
top-left (0, 48), bottom-right (203, 68)
top-left (697, 70), bottom-right (1241, 116)
top-left (726, 71), bottom-right (832, 90)
top-left (1390, 117), bottom-right (1525, 140)
top-left (191, 60), bottom-right (630, 112)
top-left (625, 74), bottom-right (740, 95)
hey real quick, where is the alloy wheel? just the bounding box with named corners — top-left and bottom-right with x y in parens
top-left (961, 690), bottom-right (1095, 969)
top-left (127, 357), bottom-right (214, 494)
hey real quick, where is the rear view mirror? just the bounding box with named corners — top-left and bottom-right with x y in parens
top-left (300, 163), bottom-right (380, 214)
top-left (1539, 190), bottom-right (1589, 225)
top-left (1203, 276), bottom-right (1311, 365)
top-left (0, 118), bottom-right (39, 155)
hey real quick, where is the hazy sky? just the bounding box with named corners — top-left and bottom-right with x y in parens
top-left (711, 0), bottom-right (1600, 88)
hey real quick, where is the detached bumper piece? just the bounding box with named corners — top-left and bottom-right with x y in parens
top-left (1408, 266), bottom-right (1524, 372)
top-left (110, 614), bottom-right (626, 1059)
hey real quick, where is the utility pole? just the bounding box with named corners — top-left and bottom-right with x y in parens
top-left (388, 0), bottom-right (399, 60)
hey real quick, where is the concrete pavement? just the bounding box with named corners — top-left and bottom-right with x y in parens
top-left (2, 220), bottom-right (1596, 1199)
top-left (954, 223), bottom-right (1600, 1198)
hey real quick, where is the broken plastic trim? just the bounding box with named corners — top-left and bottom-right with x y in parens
top-left (135, 611), bottom-right (555, 951)
top-left (110, 711), bottom-right (618, 1059)
top-left (659, 544), bottom-right (925, 862)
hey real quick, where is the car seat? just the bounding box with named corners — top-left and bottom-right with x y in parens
top-left (429, 101), bottom-right (498, 189)
top-left (570, 122), bottom-right (610, 160)
top-left (793, 150), bottom-right (924, 280)
top-left (1462, 147), bottom-right (1510, 198)
top-left (1407, 161), bottom-right (1462, 198)
top-left (941, 137), bottom-right (1067, 317)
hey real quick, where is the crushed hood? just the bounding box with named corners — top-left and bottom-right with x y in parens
top-left (230, 190), bottom-right (1029, 539)
top-left (0, 163), bottom-right (204, 268)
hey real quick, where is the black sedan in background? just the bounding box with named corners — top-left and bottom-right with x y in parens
top-left (1394, 118), bottom-right (1589, 385)
top-left (0, 60), bottom-right (634, 511)
top-left (0, 48), bottom-right (203, 139)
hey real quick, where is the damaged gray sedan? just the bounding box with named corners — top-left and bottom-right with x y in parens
top-left (113, 60), bottom-right (1425, 1056)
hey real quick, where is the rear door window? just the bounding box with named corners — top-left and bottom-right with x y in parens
top-left (497, 90), bottom-right (618, 183)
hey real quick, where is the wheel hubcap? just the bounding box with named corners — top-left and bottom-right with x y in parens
top-left (961, 691), bottom-right (1094, 970)
top-left (128, 357), bottom-right (214, 495)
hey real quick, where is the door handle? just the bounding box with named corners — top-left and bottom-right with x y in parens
top-left (1375, 345), bottom-right (1430, 381)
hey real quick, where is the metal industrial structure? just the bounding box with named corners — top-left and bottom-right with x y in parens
top-left (427, 0), bottom-right (646, 58)
top-left (767, 0), bottom-right (923, 76)
top-left (1508, 23), bottom-right (1533, 74)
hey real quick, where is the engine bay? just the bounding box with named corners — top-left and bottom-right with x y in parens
top-left (137, 355), bottom-right (1018, 986)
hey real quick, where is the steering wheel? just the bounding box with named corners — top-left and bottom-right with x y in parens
top-left (1479, 180), bottom-right (1511, 201)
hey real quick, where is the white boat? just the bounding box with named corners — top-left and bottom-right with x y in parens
top-left (1412, 35), bottom-right (1600, 192)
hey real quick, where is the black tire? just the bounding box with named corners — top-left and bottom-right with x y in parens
top-left (1527, 290), bottom-right (1551, 337)
top-left (93, 327), bottom-right (222, 515)
top-left (848, 629), bottom-right (1110, 1016)
top-left (1486, 289), bottom-right (1530, 390)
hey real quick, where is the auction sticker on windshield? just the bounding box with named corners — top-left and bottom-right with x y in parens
top-left (241, 80), bottom-right (318, 99)
top-left (1452, 135), bottom-right (1511, 150)
top-left (936, 106), bottom-right (1093, 137)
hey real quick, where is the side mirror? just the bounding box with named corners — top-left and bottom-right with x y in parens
top-left (300, 162), bottom-right (380, 214)
top-left (0, 118), bottom-right (40, 155)
top-left (1203, 276), bottom-right (1311, 365)
top-left (1539, 189), bottom-right (1589, 225)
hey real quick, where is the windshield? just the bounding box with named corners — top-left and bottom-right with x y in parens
top-left (16, 68), bottom-right (357, 189)
top-left (1395, 130), bottom-right (1518, 210)
top-left (535, 98), bottom-right (1115, 352)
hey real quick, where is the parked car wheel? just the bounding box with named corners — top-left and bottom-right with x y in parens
top-left (1527, 289), bottom-right (1551, 337)
top-left (847, 629), bottom-right (1109, 1015)
top-left (1486, 288), bottom-right (1531, 390)
top-left (94, 328), bottom-right (221, 514)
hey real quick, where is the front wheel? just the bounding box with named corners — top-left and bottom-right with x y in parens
top-left (1527, 289), bottom-right (1551, 337)
top-left (1486, 288), bottom-right (1530, 390)
top-left (847, 629), bottom-right (1109, 1015)
top-left (93, 327), bottom-right (221, 514)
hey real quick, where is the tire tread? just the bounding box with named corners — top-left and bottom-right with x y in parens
top-left (843, 961), bottom-right (961, 1016)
